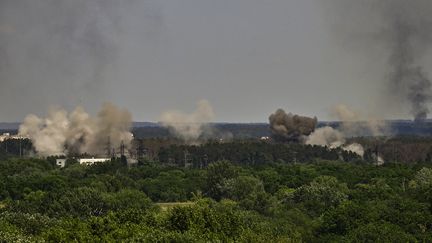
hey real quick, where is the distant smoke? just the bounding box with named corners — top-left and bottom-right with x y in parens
top-left (331, 104), bottom-right (387, 136)
top-left (331, 104), bottom-right (387, 159)
top-left (19, 103), bottom-right (133, 156)
top-left (305, 127), bottom-right (364, 157)
top-left (306, 126), bottom-right (344, 148)
top-left (306, 104), bottom-right (389, 157)
top-left (326, 0), bottom-right (432, 121)
top-left (269, 109), bottom-right (317, 142)
top-left (389, 17), bottom-right (432, 121)
top-left (0, 0), bottom-right (163, 120)
top-left (160, 100), bottom-right (215, 144)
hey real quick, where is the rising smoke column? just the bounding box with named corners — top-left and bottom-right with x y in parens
top-left (331, 104), bottom-right (387, 137)
top-left (0, 0), bottom-right (163, 121)
top-left (19, 109), bottom-right (70, 156)
top-left (305, 104), bottom-right (389, 157)
top-left (19, 103), bottom-right (133, 156)
top-left (89, 103), bottom-right (134, 154)
top-left (326, 0), bottom-right (432, 121)
top-left (388, 16), bottom-right (432, 121)
top-left (160, 100), bottom-right (215, 144)
top-left (268, 109), bottom-right (317, 142)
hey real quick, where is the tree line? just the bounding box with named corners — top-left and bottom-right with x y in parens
top-left (0, 155), bottom-right (432, 241)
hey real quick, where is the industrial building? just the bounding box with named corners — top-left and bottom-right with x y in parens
top-left (0, 133), bottom-right (28, 142)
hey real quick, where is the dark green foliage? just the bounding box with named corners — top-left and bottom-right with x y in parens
top-left (294, 176), bottom-right (349, 216)
top-left (0, 152), bottom-right (432, 241)
top-left (157, 141), bottom-right (362, 167)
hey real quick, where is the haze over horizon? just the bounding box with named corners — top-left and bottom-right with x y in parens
top-left (1, 0), bottom-right (432, 122)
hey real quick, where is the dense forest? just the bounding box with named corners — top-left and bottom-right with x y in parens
top-left (1, 151), bottom-right (432, 241)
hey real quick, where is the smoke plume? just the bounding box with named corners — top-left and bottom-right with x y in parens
top-left (306, 104), bottom-right (388, 157)
top-left (19, 103), bottom-right (133, 156)
top-left (269, 109), bottom-right (317, 142)
top-left (160, 100), bottom-right (215, 144)
top-left (305, 126), bottom-right (364, 157)
top-left (389, 20), bottom-right (432, 121)
top-left (331, 104), bottom-right (388, 137)
top-left (266, 107), bottom-right (366, 156)
top-left (0, 0), bottom-right (163, 120)
top-left (326, 0), bottom-right (432, 121)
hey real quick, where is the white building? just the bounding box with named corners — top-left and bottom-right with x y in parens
top-left (78, 157), bottom-right (111, 165)
top-left (55, 157), bottom-right (111, 167)
top-left (56, 159), bottom-right (67, 168)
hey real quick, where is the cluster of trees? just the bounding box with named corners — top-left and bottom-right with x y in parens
top-left (351, 136), bottom-right (432, 164)
top-left (131, 123), bottom-right (270, 140)
top-left (4, 135), bottom-right (432, 165)
top-left (1, 155), bottom-right (432, 241)
top-left (139, 137), bottom-right (432, 166)
top-left (157, 141), bottom-right (363, 167)
top-left (0, 138), bottom-right (33, 159)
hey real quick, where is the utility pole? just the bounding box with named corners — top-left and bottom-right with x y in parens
top-left (375, 145), bottom-right (380, 166)
top-left (184, 150), bottom-right (191, 168)
top-left (120, 140), bottom-right (125, 157)
top-left (203, 154), bottom-right (208, 168)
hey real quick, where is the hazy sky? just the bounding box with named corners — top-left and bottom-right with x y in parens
top-left (0, 0), bottom-right (428, 122)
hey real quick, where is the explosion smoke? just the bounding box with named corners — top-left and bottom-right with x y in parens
top-left (331, 104), bottom-right (387, 137)
top-left (160, 100), bottom-right (215, 144)
top-left (267, 108), bottom-right (365, 156)
top-left (306, 104), bottom-right (387, 157)
top-left (19, 103), bottom-right (133, 156)
top-left (268, 109), bottom-right (317, 142)
top-left (305, 126), bottom-right (365, 157)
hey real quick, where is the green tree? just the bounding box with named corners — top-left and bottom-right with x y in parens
top-left (205, 161), bottom-right (239, 200)
top-left (294, 176), bottom-right (348, 216)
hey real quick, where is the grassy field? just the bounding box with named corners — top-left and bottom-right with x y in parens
top-left (156, 202), bottom-right (195, 211)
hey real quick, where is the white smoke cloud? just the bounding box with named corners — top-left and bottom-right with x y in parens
top-left (159, 99), bottom-right (215, 144)
top-left (343, 143), bottom-right (365, 157)
top-left (19, 103), bottom-right (133, 156)
top-left (305, 126), bottom-right (344, 148)
top-left (331, 104), bottom-right (388, 137)
top-left (304, 104), bottom-right (387, 157)
top-left (305, 126), bottom-right (364, 157)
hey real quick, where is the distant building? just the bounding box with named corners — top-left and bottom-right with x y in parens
top-left (78, 157), bottom-right (111, 165)
top-left (0, 133), bottom-right (28, 142)
top-left (55, 157), bottom-right (111, 167)
top-left (56, 159), bottom-right (67, 168)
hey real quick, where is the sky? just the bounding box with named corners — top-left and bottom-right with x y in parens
top-left (0, 0), bottom-right (429, 122)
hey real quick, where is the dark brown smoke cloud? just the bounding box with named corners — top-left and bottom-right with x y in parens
top-left (269, 109), bottom-right (317, 142)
